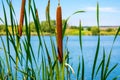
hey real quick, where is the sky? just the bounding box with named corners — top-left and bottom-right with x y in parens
top-left (0, 0), bottom-right (120, 26)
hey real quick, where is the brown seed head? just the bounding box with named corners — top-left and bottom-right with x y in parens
top-left (56, 5), bottom-right (63, 63)
top-left (18, 0), bottom-right (26, 37)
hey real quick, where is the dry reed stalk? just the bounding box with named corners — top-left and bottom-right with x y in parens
top-left (56, 4), bottom-right (63, 63)
top-left (46, 0), bottom-right (50, 14)
top-left (18, 0), bottom-right (26, 36)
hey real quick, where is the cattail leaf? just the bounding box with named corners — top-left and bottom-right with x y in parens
top-left (112, 75), bottom-right (120, 80)
top-left (50, 37), bottom-right (57, 61)
top-left (0, 57), bottom-right (5, 79)
top-left (46, 0), bottom-right (51, 29)
top-left (77, 57), bottom-right (81, 80)
top-left (32, 0), bottom-right (37, 12)
top-left (8, 1), bottom-right (16, 17)
top-left (62, 10), bottom-right (85, 39)
top-left (43, 37), bottom-right (52, 66)
top-left (92, 3), bottom-right (100, 80)
top-left (101, 48), bottom-right (105, 79)
top-left (81, 55), bottom-right (84, 80)
top-left (97, 2), bottom-right (99, 27)
top-left (28, 0), bottom-right (31, 14)
top-left (105, 64), bottom-right (118, 79)
top-left (104, 49), bottom-right (112, 79)
top-left (52, 59), bottom-right (57, 70)
top-left (2, 1), bottom-right (12, 77)
top-left (79, 20), bottom-right (82, 52)
top-left (0, 18), bottom-right (4, 23)
top-left (8, 1), bottom-right (15, 37)
top-left (113, 27), bottom-right (120, 43)
top-left (1, 37), bottom-right (11, 74)
top-left (72, 11), bottom-right (85, 15)
top-left (30, 2), bottom-right (43, 60)
top-left (9, 34), bottom-right (21, 65)
top-left (42, 55), bottom-right (45, 80)
top-left (92, 36), bottom-right (100, 80)
top-left (95, 60), bottom-right (103, 76)
top-left (16, 68), bottom-right (28, 76)
top-left (29, 44), bottom-right (38, 68)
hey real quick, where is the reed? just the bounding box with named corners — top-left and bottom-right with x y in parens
top-left (0, 0), bottom-right (120, 80)
top-left (18, 0), bottom-right (26, 37)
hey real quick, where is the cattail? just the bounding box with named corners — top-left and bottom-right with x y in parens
top-left (46, 0), bottom-right (50, 18)
top-left (56, 4), bottom-right (63, 63)
top-left (18, 0), bottom-right (26, 36)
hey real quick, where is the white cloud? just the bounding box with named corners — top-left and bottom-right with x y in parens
top-left (85, 7), bottom-right (119, 13)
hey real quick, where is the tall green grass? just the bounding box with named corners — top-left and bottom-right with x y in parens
top-left (0, 0), bottom-right (120, 80)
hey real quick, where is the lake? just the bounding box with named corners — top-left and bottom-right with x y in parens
top-left (0, 36), bottom-right (120, 80)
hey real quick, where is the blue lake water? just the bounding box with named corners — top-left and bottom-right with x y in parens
top-left (0, 36), bottom-right (120, 80)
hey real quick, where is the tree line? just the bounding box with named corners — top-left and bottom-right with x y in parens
top-left (0, 20), bottom-right (117, 35)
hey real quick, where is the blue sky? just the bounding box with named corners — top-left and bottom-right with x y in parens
top-left (0, 0), bottom-right (120, 26)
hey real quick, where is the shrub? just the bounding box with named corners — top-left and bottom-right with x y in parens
top-left (106, 28), bottom-right (113, 32)
top-left (91, 26), bottom-right (99, 35)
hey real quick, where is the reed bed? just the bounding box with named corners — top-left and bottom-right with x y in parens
top-left (0, 0), bottom-right (120, 80)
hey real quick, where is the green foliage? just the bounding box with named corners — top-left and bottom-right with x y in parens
top-left (91, 26), bottom-right (99, 35)
top-left (0, 0), bottom-right (119, 80)
top-left (41, 20), bottom-right (55, 33)
top-left (0, 25), bottom-right (6, 32)
top-left (87, 27), bottom-right (91, 31)
top-left (70, 26), bottom-right (78, 29)
top-left (106, 28), bottom-right (113, 32)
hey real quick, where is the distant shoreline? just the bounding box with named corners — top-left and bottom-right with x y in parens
top-left (0, 32), bottom-right (119, 36)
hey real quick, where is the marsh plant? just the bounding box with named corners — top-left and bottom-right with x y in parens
top-left (0, 0), bottom-right (120, 80)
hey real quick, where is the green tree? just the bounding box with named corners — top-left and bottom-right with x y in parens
top-left (87, 27), bottom-right (91, 31)
top-left (91, 26), bottom-right (99, 35)
top-left (0, 25), bottom-right (5, 32)
top-left (41, 20), bottom-right (55, 33)
top-left (29, 22), bottom-right (36, 32)
top-left (29, 20), bottom-right (67, 34)
top-left (106, 28), bottom-right (113, 32)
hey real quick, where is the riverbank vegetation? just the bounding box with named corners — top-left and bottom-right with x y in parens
top-left (0, 23), bottom-right (119, 35)
top-left (0, 0), bottom-right (120, 80)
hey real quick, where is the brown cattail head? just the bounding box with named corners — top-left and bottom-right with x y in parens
top-left (18, 0), bottom-right (26, 37)
top-left (46, 0), bottom-right (50, 21)
top-left (46, 0), bottom-right (50, 12)
top-left (56, 5), bottom-right (63, 63)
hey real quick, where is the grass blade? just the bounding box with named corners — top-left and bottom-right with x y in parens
top-left (1, 37), bottom-right (11, 77)
top-left (62, 10), bottom-right (85, 39)
top-left (77, 57), bottom-right (81, 80)
top-left (101, 48), bottom-right (105, 79)
top-left (46, 0), bottom-right (51, 29)
top-left (2, 1), bottom-right (12, 79)
top-left (79, 20), bottom-right (82, 52)
top-left (112, 75), bottom-right (120, 80)
top-left (0, 17), bottom-right (4, 23)
top-left (113, 27), bottom-right (120, 43)
top-left (95, 60), bottom-right (103, 76)
top-left (81, 55), bottom-right (84, 80)
top-left (105, 64), bottom-right (118, 79)
top-left (92, 3), bottom-right (100, 80)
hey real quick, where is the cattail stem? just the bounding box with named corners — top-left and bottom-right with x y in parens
top-left (58, 0), bottom-right (60, 5)
top-left (18, 0), bottom-right (26, 37)
top-left (56, 5), bottom-right (63, 63)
